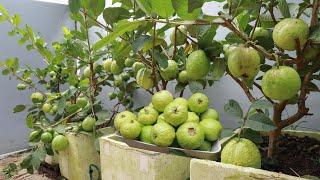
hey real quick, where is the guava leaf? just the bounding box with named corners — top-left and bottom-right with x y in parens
top-left (135, 0), bottom-right (152, 15)
top-left (103, 7), bottom-right (130, 25)
top-left (236, 10), bottom-right (250, 31)
top-left (250, 99), bottom-right (273, 110)
top-left (172, 0), bottom-right (201, 20)
top-left (247, 113), bottom-right (276, 132)
top-left (68, 0), bottom-right (81, 13)
top-left (277, 0), bottom-right (291, 18)
top-left (224, 99), bottom-right (243, 119)
top-left (208, 59), bottom-right (226, 81)
top-left (150, 0), bottom-right (175, 18)
top-left (240, 128), bottom-right (263, 144)
top-left (189, 81), bottom-right (204, 93)
top-left (154, 50), bottom-right (168, 69)
top-left (13, 104), bottom-right (26, 113)
top-left (26, 115), bottom-right (34, 128)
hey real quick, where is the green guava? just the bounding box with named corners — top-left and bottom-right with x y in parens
top-left (186, 50), bottom-right (210, 80)
top-left (173, 97), bottom-right (189, 108)
top-left (76, 97), bottom-right (88, 108)
top-left (163, 102), bottom-right (188, 127)
top-left (103, 59), bottom-right (112, 72)
top-left (157, 113), bottom-right (166, 124)
top-left (137, 106), bottom-right (159, 125)
top-left (178, 70), bottom-right (188, 83)
top-left (160, 60), bottom-right (179, 81)
top-left (186, 112), bottom-right (200, 123)
top-left (50, 105), bottom-right (58, 115)
top-left (17, 83), bottom-right (26, 90)
top-left (227, 46), bottom-right (260, 79)
top-left (255, 45), bottom-right (266, 64)
top-left (108, 92), bottom-right (117, 100)
top-left (114, 111), bottom-right (137, 130)
top-left (42, 103), bottom-right (52, 113)
top-left (83, 66), bottom-right (92, 78)
top-left (29, 130), bottom-right (41, 142)
top-left (221, 138), bottom-right (261, 169)
top-left (114, 76), bottom-right (123, 87)
top-left (198, 140), bottom-right (212, 151)
top-left (136, 68), bottom-right (154, 89)
top-left (52, 135), bottom-right (69, 151)
top-left (250, 27), bottom-right (269, 40)
top-left (188, 93), bottom-right (209, 113)
top-left (139, 125), bottom-right (154, 144)
top-left (132, 62), bottom-right (145, 75)
top-left (199, 118), bottom-right (223, 141)
top-left (201, 108), bottom-right (219, 121)
top-left (224, 44), bottom-right (239, 58)
top-left (272, 18), bottom-right (309, 51)
top-left (151, 122), bottom-right (175, 147)
top-left (82, 116), bottom-right (96, 132)
top-left (30, 92), bottom-right (44, 103)
top-left (170, 26), bottom-right (187, 46)
top-left (151, 90), bottom-right (174, 112)
top-left (176, 122), bottom-right (205, 149)
top-left (41, 132), bottom-right (53, 143)
top-left (261, 66), bottom-right (301, 101)
top-left (125, 58), bottom-right (135, 67)
top-left (110, 61), bottom-right (123, 75)
top-left (120, 119), bottom-right (142, 140)
top-left (120, 72), bottom-right (130, 81)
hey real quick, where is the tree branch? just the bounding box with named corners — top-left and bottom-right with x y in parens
top-left (227, 69), bottom-right (255, 102)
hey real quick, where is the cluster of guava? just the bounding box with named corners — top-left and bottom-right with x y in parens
top-left (115, 90), bottom-right (223, 151)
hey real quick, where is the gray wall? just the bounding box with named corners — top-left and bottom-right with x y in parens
top-left (0, 0), bottom-right (318, 155)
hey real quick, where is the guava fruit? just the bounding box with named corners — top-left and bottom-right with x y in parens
top-left (30, 92), bottom-right (44, 103)
top-left (125, 58), bottom-right (135, 67)
top-left (163, 102), bottom-right (188, 127)
top-left (139, 125), bottom-right (153, 144)
top-left (224, 44), bottom-right (238, 58)
top-left (176, 122), bottom-right (205, 149)
top-left (173, 97), bottom-right (189, 108)
top-left (198, 140), bottom-right (212, 151)
top-left (82, 116), bottom-right (96, 132)
top-left (52, 135), bottom-right (69, 151)
top-left (110, 61), bottom-right (123, 75)
top-left (114, 111), bottom-right (137, 130)
top-left (29, 130), bottom-right (41, 142)
top-left (261, 66), bottom-right (301, 101)
top-left (137, 106), bottom-right (159, 125)
top-left (120, 119), bottom-right (142, 140)
top-left (199, 118), bottom-right (223, 141)
top-left (227, 46), bottom-right (260, 79)
top-left (170, 26), bottom-right (187, 46)
top-left (201, 108), bottom-right (219, 121)
top-left (136, 68), bottom-right (154, 89)
top-left (255, 45), bottom-right (266, 64)
top-left (157, 113), bottom-right (166, 124)
top-left (188, 93), bottom-right (209, 113)
top-left (114, 76), bottom-right (123, 87)
top-left (186, 50), bottom-right (210, 80)
top-left (221, 138), bottom-right (261, 169)
top-left (50, 105), bottom-right (58, 115)
top-left (272, 18), bottom-right (309, 51)
top-left (152, 90), bottom-right (174, 112)
top-left (76, 97), bottom-right (88, 108)
top-left (108, 92), bottom-right (117, 100)
top-left (250, 27), bottom-right (269, 40)
top-left (41, 132), bottom-right (53, 143)
top-left (178, 70), bottom-right (188, 83)
top-left (160, 60), bottom-right (179, 81)
top-left (186, 112), bottom-right (200, 123)
top-left (42, 103), bottom-right (52, 113)
top-left (17, 83), bottom-right (26, 90)
top-left (132, 62), bottom-right (145, 75)
top-left (151, 122), bottom-right (175, 147)
top-left (120, 72), bottom-right (130, 81)
top-left (103, 59), bottom-right (112, 72)
top-left (83, 66), bottom-right (92, 78)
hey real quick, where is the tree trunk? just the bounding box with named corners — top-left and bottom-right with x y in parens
top-left (267, 128), bottom-right (281, 158)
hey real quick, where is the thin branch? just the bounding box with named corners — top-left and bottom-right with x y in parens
top-left (227, 69), bottom-right (255, 102)
top-left (268, 0), bottom-right (278, 25)
top-left (151, 21), bottom-right (160, 91)
top-left (250, 5), bottom-right (262, 40)
top-left (253, 82), bottom-right (274, 104)
top-left (311, 0), bottom-right (319, 27)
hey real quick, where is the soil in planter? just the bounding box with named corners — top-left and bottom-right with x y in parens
top-left (260, 134), bottom-right (320, 177)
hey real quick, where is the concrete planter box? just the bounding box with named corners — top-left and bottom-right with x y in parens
top-left (100, 135), bottom-right (191, 180)
top-left (190, 130), bottom-right (320, 180)
top-left (57, 128), bottom-right (114, 180)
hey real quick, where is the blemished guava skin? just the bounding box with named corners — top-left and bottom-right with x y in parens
top-left (120, 120), bottom-right (141, 140)
top-left (82, 116), bottom-right (96, 132)
top-left (272, 18), bottom-right (309, 51)
top-left (201, 108), bottom-right (219, 121)
top-left (139, 125), bottom-right (154, 144)
top-left (137, 106), bottom-right (159, 125)
top-left (136, 68), bottom-right (154, 89)
top-left (163, 102), bottom-right (188, 127)
top-left (151, 90), bottom-right (174, 112)
top-left (186, 50), bottom-right (210, 80)
top-left (199, 118), bottom-right (223, 141)
top-left (160, 60), bottom-right (179, 81)
top-left (221, 138), bottom-right (261, 169)
top-left (52, 135), bottom-right (69, 151)
top-left (186, 112), bottom-right (200, 123)
top-left (227, 46), bottom-right (260, 79)
top-left (151, 122), bottom-right (176, 147)
top-left (114, 111), bottom-right (137, 130)
top-left (198, 140), bottom-right (212, 151)
top-left (188, 93), bottom-right (209, 113)
top-left (262, 66), bottom-right (301, 101)
top-left (176, 122), bottom-right (205, 150)
top-left (170, 26), bottom-right (187, 46)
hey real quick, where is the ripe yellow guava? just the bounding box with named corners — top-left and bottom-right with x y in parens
top-left (176, 122), bottom-right (205, 150)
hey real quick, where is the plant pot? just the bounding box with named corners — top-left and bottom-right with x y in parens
top-left (190, 130), bottom-right (320, 180)
top-left (99, 134), bottom-right (191, 180)
top-left (57, 127), bottom-right (115, 180)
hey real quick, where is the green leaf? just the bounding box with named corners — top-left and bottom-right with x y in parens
top-left (247, 113), bottom-right (276, 132)
top-left (277, 0), bottom-right (291, 18)
top-left (240, 128), bottom-right (263, 144)
top-left (175, 83), bottom-right (186, 94)
top-left (83, 0), bottom-right (105, 16)
top-left (57, 97), bottom-right (66, 115)
top-left (236, 10), bottom-right (250, 31)
top-left (0, 5), bottom-right (9, 22)
top-left (189, 81), bottom-right (203, 93)
top-left (135, 0), bottom-right (152, 15)
top-left (69, 0), bottom-right (81, 13)
top-left (12, 14), bottom-right (21, 26)
top-left (259, 14), bottom-right (275, 28)
top-left (13, 104), bottom-right (26, 113)
top-left (172, 0), bottom-right (201, 20)
top-left (154, 50), bottom-right (168, 69)
top-left (95, 110), bottom-right (110, 125)
top-left (250, 99), bottom-right (273, 110)
top-left (208, 59), bottom-right (226, 81)
top-left (225, 32), bottom-right (245, 44)
top-left (132, 35), bottom-right (152, 53)
top-left (309, 25), bottom-right (320, 43)
top-left (26, 115), bottom-right (34, 129)
top-left (92, 20), bottom-right (143, 51)
top-left (103, 7), bottom-right (130, 25)
top-left (224, 99), bottom-right (243, 118)
top-left (150, 0), bottom-right (175, 18)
